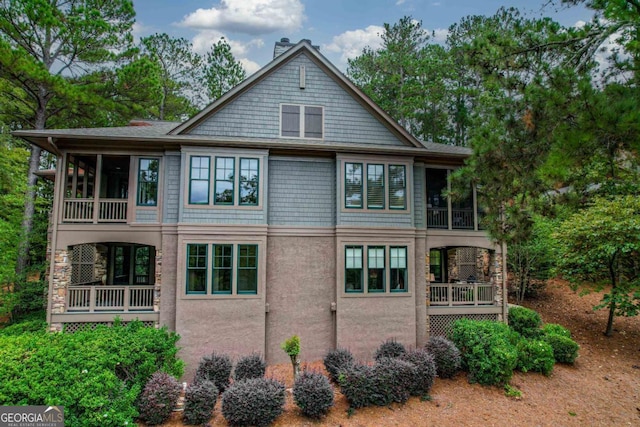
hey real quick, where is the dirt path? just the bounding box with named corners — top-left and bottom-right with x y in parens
top-left (161, 281), bottom-right (640, 426)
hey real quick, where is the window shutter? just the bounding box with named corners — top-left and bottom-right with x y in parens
top-left (281, 105), bottom-right (300, 137)
top-left (304, 106), bottom-right (323, 138)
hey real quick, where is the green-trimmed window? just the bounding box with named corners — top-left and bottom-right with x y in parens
top-left (237, 244), bottom-right (258, 294)
top-left (390, 246), bottom-right (408, 292)
top-left (368, 246), bottom-right (385, 292)
top-left (345, 163), bottom-right (363, 208)
top-left (215, 157), bottom-right (235, 205)
top-left (239, 158), bottom-right (259, 205)
top-left (345, 246), bottom-right (363, 292)
top-left (212, 244), bottom-right (233, 294)
top-left (367, 164), bottom-right (384, 209)
top-left (186, 244), bottom-right (207, 294)
top-left (389, 165), bottom-right (406, 209)
top-left (137, 158), bottom-right (159, 206)
top-left (189, 156), bottom-right (210, 204)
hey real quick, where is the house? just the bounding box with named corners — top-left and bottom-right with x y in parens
top-left (15, 39), bottom-right (505, 378)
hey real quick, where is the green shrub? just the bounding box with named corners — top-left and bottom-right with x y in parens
top-left (508, 306), bottom-right (542, 338)
top-left (293, 370), bottom-right (334, 419)
top-left (424, 336), bottom-right (461, 379)
top-left (337, 364), bottom-right (373, 409)
top-left (183, 380), bottom-right (217, 426)
top-left (234, 353), bottom-right (266, 382)
top-left (0, 314), bottom-right (46, 336)
top-left (542, 323), bottom-right (571, 338)
top-left (0, 321), bottom-right (183, 427)
top-left (516, 339), bottom-right (555, 376)
top-left (137, 372), bottom-right (181, 425)
top-left (451, 319), bottom-right (518, 386)
top-left (543, 334), bottom-right (579, 364)
top-left (374, 338), bottom-right (406, 361)
top-left (400, 349), bottom-right (436, 396)
top-left (221, 378), bottom-right (285, 427)
top-left (323, 348), bottom-right (355, 383)
top-left (194, 352), bottom-right (232, 392)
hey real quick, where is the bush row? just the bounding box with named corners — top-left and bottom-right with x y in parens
top-left (0, 320), bottom-right (183, 427)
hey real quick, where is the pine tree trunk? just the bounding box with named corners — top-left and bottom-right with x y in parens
top-left (15, 104), bottom-right (46, 275)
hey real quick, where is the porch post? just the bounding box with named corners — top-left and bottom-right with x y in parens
top-left (93, 155), bottom-right (102, 224)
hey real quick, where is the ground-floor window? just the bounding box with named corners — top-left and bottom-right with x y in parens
top-left (186, 243), bottom-right (258, 295)
top-left (344, 245), bottom-right (408, 294)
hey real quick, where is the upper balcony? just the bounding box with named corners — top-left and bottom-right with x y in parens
top-left (62, 154), bottom-right (158, 224)
top-left (426, 168), bottom-right (484, 232)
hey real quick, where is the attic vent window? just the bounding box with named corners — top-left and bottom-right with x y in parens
top-left (280, 104), bottom-right (323, 139)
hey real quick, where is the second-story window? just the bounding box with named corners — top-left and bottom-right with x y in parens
top-left (389, 165), bottom-right (406, 209)
top-left (215, 157), bottom-right (235, 205)
top-left (367, 164), bottom-right (385, 209)
top-left (189, 156), bottom-right (210, 204)
top-left (137, 158), bottom-right (159, 206)
top-left (281, 104), bottom-right (323, 139)
top-left (344, 162), bottom-right (408, 211)
top-left (345, 163), bottom-right (363, 208)
top-left (240, 158), bottom-right (259, 205)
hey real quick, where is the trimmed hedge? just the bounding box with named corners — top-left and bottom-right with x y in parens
top-left (451, 319), bottom-right (518, 386)
top-left (194, 352), bottom-right (232, 392)
top-left (323, 348), bottom-right (355, 383)
top-left (183, 380), bottom-right (217, 425)
top-left (337, 364), bottom-right (372, 409)
top-left (137, 372), bottom-right (181, 425)
top-left (293, 370), bottom-right (334, 419)
top-left (221, 378), bottom-right (286, 427)
top-left (0, 320), bottom-right (183, 427)
top-left (542, 323), bottom-right (571, 338)
top-left (508, 306), bottom-right (542, 338)
top-left (400, 349), bottom-right (436, 396)
top-left (543, 334), bottom-right (579, 364)
top-left (424, 336), bottom-right (461, 379)
top-left (374, 338), bottom-right (406, 361)
top-left (515, 339), bottom-right (555, 376)
top-left (234, 353), bottom-right (266, 382)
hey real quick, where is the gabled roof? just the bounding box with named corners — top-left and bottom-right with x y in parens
top-left (168, 40), bottom-right (426, 149)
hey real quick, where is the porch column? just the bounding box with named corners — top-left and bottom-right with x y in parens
top-left (491, 249), bottom-right (505, 321)
top-left (154, 248), bottom-right (162, 321)
top-left (50, 249), bottom-right (71, 331)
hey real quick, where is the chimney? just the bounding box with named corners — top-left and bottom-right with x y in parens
top-left (273, 37), bottom-right (321, 59)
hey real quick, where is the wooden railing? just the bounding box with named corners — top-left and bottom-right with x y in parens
top-left (429, 282), bottom-right (495, 306)
top-left (63, 198), bottom-right (127, 223)
top-left (427, 207), bottom-right (448, 229)
top-left (452, 208), bottom-right (474, 229)
top-left (67, 285), bottom-right (154, 312)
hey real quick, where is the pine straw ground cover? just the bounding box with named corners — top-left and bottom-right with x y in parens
top-left (152, 280), bottom-right (640, 426)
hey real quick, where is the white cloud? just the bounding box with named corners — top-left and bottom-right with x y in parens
top-left (429, 28), bottom-right (448, 44)
top-left (324, 25), bottom-right (385, 64)
top-left (239, 58), bottom-right (262, 75)
top-left (432, 2), bottom-right (441, 6)
top-left (132, 21), bottom-right (154, 40)
top-left (179, 0), bottom-right (305, 35)
top-left (396, 0), bottom-right (406, 5)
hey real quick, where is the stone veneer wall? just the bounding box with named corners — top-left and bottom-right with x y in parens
top-left (50, 249), bottom-right (70, 332)
top-left (94, 245), bottom-right (107, 284)
top-left (492, 251), bottom-right (505, 321)
top-left (154, 249), bottom-right (161, 318)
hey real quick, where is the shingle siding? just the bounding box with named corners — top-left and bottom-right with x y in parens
top-left (413, 164), bottom-right (425, 229)
top-left (181, 208), bottom-right (265, 224)
top-left (268, 159), bottom-right (335, 226)
top-left (338, 212), bottom-right (413, 227)
top-left (163, 154), bottom-right (181, 223)
top-left (189, 54), bottom-right (405, 146)
top-left (135, 209), bottom-right (158, 223)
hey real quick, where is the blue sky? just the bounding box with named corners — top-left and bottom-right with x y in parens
top-left (132, 0), bottom-right (592, 74)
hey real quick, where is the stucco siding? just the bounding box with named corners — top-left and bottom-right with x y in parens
top-left (336, 295), bottom-right (416, 361)
top-left (189, 54), bottom-right (406, 146)
top-left (265, 236), bottom-right (335, 364)
top-left (159, 233), bottom-right (177, 330)
top-left (175, 298), bottom-right (266, 380)
top-left (163, 154), bottom-right (181, 223)
top-left (268, 159), bottom-right (335, 226)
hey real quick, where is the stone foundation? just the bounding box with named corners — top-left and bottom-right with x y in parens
top-left (51, 249), bottom-right (70, 315)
